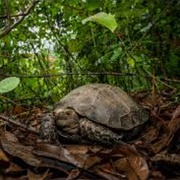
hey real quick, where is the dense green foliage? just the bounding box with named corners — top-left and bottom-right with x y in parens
top-left (0, 0), bottom-right (179, 109)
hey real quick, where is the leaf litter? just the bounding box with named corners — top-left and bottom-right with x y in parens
top-left (0, 90), bottom-right (179, 180)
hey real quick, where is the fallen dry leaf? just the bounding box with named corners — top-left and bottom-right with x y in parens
top-left (0, 147), bottom-right (9, 168)
top-left (3, 130), bottom-right (19, 143)
top-left (5, 162), bottom-right (26, 175)
top-left (66, 168), bottom-right (81, 180)
top-left (1, 133), bottom-right (42, 167)
top-left (33, 143), bottom-right (102, 169)
top-left (28, 169), bottom-right (49, 180)
top-left (93, 167), bottom-right (121, 180)
top-left (172, 105), bottom-right (180, 119)
top-left (152, 105), bottom-right (180, 153)
top-left (166, 105), bottom-right (180, 146)
top-left (0, 147), bottom-right (9, 162)
top-left (151, 151), bottom-right (180, 177)
top-left (114, 156), bottom-right (149, 180)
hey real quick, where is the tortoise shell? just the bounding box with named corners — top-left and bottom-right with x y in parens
top-left (54, 84), bottom-right (149, 131)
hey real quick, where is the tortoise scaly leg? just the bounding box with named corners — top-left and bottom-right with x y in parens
top-left (79, 118), bottom-right (127, 146)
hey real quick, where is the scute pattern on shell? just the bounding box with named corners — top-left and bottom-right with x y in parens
top-left (55, 84), bottom-right (149, 130)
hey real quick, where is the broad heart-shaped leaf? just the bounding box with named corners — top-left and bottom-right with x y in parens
top-left (0, 77), bottom-right (20, 93)
top-left (82, 12), bottom-right (117, 32)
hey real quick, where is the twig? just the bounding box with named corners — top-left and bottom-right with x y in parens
top-left (0, 72), bottom-right (179, 84)
top-left (4, 0), bottom-right (11, 27)
top-left (0, 0), bottom-right (40, 38)
top-left (0, 72), bottom-right (150, 78)
top-left (161, 77), bottom-right (180, 83)
top-left (0, 13), bottom-right (28, 19)
top-left (145, 70), bottom-right (176, 89)
top-left (0, 114), bottom-right (37, 134)
top-left (0, 94), bottom-right (17, 105)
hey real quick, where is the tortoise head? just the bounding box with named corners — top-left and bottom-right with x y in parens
top-left (53, 108), bottom-right (80, 134)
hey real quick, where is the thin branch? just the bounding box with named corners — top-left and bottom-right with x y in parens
top-left (0, 94), bottom-right (17, 105)
top-left (0, 0), bottom-right (40, 39)
top-left (0, 72), bottom-right (179, 84)
top-left (0, 72), bottom-right (150, 78)
top-left (4, 0), bottom-right (11, 27)
top-left (0, 13), bottom-right (32, 19)
top-left (0, 114), bottom-right (37, 134)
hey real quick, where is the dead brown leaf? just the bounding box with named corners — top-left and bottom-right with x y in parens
top-left (151, 151), bottom-right (180, 166)
top-left (152, 105), bottom-right (180, 153)
top-left (172, 105), bottom-right (180, 119)
top-left (93, 167), bottom-right (121, 180)
top-left (11, 105), bottom-right (27, 116)
top-left (33, 143), bottom-right (102, 169)
top-left (1, 132), bottom-right (42, 167)
top-left (0, 147), bottom-right (9, 168)
top-left (27, 169), bottom-right (49, 180)
top-left (3, 130), bottom-right (19, 143)
top-left (0, 147), bottom-right (9, 162)
top-left (166, 105), bottom-right (180, 146)
top-left (151, 151), bottom-right (180, 177)
top-left (5, 162), bottom-right (26, 175)
top-left (114, 156), bottom-right (149, 180)
top-left (66, 168), bottom-right (81, 180)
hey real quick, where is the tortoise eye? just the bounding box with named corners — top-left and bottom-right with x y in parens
top-left (66, 112), bottom-right (71, 116)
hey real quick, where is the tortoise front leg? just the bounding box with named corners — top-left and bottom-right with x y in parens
top-left (79, 118), bottom-right (126, 146)
top-left (39, 113), bottom-right (58, 143)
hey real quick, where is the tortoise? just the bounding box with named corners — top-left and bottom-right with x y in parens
top-left (40, 84), bottom-right (149, 145)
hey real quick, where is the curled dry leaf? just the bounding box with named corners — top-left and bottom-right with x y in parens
top-left (114, 156), bottom-right (149, 180)
top-left (88, 145), bottom-right (149, 180)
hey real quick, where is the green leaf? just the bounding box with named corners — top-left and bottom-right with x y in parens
top-left (82, 12), bottom-right (117, 32)
top-left (127, 57), bottom-right (135, 68)
top-left (0, 77), bottom-right (20, 93)
top-left (86, 0), bottom-right (102, 11)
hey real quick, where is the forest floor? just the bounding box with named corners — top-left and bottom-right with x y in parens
top-left (0, 89), bottom-right (179, 180)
